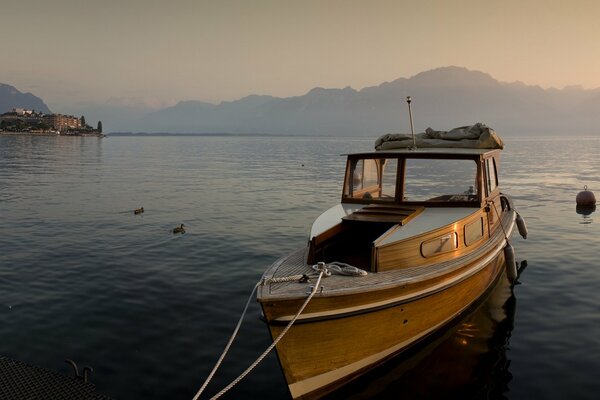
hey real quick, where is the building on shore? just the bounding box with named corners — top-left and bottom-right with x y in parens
top-left (43, 113), bottom-right (81, 131)
top-left (0, 108), bottom-right (45, 123)
top-left (0, 109), bottom-right (102, 135)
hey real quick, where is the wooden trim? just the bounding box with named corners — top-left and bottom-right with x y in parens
top-left (464, 217), bottom-right (484, 246)
top-left (374, 208), bottom-right (489, 271)
top-left (342, 205), bottom-right (423, 224)
top-left (477, 159), bottom-right (485, 207)
top-left (263, 252), bottom-right (506, 398)
top-left (307, 223), bottom-right (350, 264)
top-left (397, 158), bottom-right (406, 203)
top-left (260, 210), bottom-right (514, 305)
top-left (313, 223), bottom-right (346, 246)
top-left (342, 199), bottom-right (480, 208)
top-left (270, 235), bottom-right (508, 324)
top-left (281, 264), bottom-right (505, 399)
top-left (346, 152), bottom-right (488, 160)
top-left (373, 224), bottom-right (403, 247)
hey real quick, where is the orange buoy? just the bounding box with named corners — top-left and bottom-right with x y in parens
top-left (576, 185), bottom-right (596, 206)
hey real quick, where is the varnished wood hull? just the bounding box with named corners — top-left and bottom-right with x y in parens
top-left (257, 143), bottom-right (518, 398)
top-left (259, 242), bottom-right (509, 399)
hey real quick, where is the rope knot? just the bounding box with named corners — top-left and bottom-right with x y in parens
top-left (311, 261), bottom-right (368, 277)
top-left (313, 261), bottom-right (332, 277)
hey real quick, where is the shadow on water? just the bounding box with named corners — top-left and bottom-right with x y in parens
top-left (575, 205), bottom-right (595, 225)
top-left (324, 268), bottom-right (523, 400)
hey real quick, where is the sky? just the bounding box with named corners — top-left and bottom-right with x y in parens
top-left (1, 0), bottom-right (599, 112)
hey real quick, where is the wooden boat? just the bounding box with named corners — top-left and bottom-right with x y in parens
top-left (257, 125), bottom-right (525, 399)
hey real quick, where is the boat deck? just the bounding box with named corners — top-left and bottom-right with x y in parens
top-left (259, 211), bottom-right (514, 301)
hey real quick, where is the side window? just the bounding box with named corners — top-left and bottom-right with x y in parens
top-left (380, 158), bottom-right (398, 199)
top-left (421, 232), bottom-right (458, 257)
top-left (342, 158), bottom-right (397, 202)
top-left (485, 158), bottom-right (498, 196)
top-left (464, 217), bottom-right (484, 246)
top-left (353, 159), bottom-right (378, 192)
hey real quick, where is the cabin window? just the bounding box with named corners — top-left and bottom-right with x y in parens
top-left (421, 232), bottom-right (458, 257)
top-left (343, 158), bottom-right (397, 202)
top-left (403, 159), bottom-right (478, 203)
top-left (485, 158), bottom-right (498, 195)
top-left (464, 217), bottom-right (484, 246)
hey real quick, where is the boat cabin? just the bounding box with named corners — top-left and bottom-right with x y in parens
top-left (307, 148), bottom-right (504, 272)
top-left (342, 148), bottom-right (500, 208)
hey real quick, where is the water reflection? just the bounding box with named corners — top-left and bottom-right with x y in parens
top-left (326, 273), bottom-right (520, 399)
top-left (576, 204), bottom-right (595, 225)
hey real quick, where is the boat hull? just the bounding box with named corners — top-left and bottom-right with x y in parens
top-left (260, 249), bottom-right (506, 399)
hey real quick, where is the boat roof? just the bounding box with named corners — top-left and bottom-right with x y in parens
top-left (346, 147), bottom-right (499, 157)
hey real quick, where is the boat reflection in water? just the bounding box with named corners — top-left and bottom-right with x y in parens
top-left (324, 266), bottom-right (522, 399)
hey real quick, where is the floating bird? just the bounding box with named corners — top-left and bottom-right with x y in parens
top-left (134, 207), bottom-right (144, 215)
top-left (173, 224), bottom-right (186, 234)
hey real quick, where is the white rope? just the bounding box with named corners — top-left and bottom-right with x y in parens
top-left (191, 282), bottom-right (260, 400)
top-left (192, 261), bottom-right (364, 399)
top-left (197, 268), bottom-right (326, 400)
top-left (314, 261), bottom-right (367, 277)
top-left (490, 200), bottom-right (510, 242)
top-left (263, 274), bottom-right (306, 284)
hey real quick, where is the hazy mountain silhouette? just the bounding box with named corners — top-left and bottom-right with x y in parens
top-left (5, 67), bottom-right (600, 135)
top-left (130, 67), bottom-right (600, 135)
top-left (0, 83), bottom-right (51, 114)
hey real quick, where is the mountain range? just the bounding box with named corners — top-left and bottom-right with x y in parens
top-left (133, 67), bottom-right (600, 135)
top-left (0, 84), bottom-right (51, 114)
top-left (2, 67), bottom-right (600, 135)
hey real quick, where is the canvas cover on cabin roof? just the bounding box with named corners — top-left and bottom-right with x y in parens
top-left (374, 123), bottom-right (504, 151)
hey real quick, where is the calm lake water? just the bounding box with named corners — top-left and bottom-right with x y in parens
top-left (1, 134), bottom-right (599, 399)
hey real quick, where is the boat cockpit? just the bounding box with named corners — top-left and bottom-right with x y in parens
top-left (307, 149), bottom-right (503, 270)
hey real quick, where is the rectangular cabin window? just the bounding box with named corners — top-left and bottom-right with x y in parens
top-left (403, 159), bottom-right (478, 203)
top-left (343, 158), bottom-right (397, 202)
top-left (421, 232), bottom-right (458, 257)
top-left (464, 217), bottom-right (484, 246)
top-left (485, 158), bottom-right (498, 196)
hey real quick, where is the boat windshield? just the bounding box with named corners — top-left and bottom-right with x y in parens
top-left (342, 156), bottom-right (479, 204)
top-left (403, 158), bottom-right (478, 202)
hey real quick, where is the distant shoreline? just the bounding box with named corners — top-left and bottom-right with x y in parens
top-left (106, 131), bottom-right (587, 138)
top-left (107, 132), bottom-right (302, 137)
top-left (0, 131), bottom-right (105, 137)
top-left (107, 132), bottom-right (375, 138)
top-left (5, 131), bottom-right (595, 139)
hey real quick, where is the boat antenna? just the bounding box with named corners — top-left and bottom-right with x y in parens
top-left (406, 96), bottom-right (417, 150)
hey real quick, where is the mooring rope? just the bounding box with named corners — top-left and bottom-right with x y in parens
top-left (192, 264), bottom-right (329, 400)
top-left (191, 281), bottom-right (261, 400)
top-left (489, 200), bottom-right (509, 242)
top-left (263, 274), bottom-right (306, 284)
top-left (208, 268), bottom-right (326, 399)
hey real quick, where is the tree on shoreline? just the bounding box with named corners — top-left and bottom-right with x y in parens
top-left (97, 121), bottom-right (103, 133)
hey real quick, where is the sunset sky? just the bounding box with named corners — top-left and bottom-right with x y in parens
top-left (1, 0), bottom-right (599, 110)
